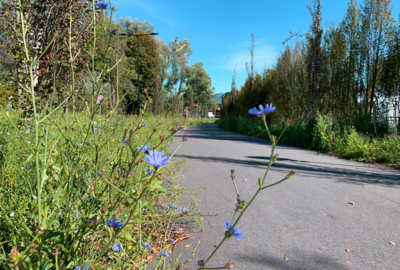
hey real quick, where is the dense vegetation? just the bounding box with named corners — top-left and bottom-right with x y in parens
top-left (220, 0), bottom-right (399, 166)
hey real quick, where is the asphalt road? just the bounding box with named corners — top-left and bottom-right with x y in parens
top-left (169, 122), bottom-right (400, 270)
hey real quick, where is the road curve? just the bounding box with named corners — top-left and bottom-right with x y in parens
top-left (169, 122), bottom-right (400, 270)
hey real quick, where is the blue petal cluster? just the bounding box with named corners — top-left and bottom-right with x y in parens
top-left (94, 126), bottom-right (99, 131)
top-left (223, 221), bottom-right (244, 244)
top-left (169, 205), bottom-right (178, 210)
top-left (198, 260), bottom-right (205, 266)
top-left (95, 1), bottom-right (109, 10)
top-left (106, 218), bottom-right (124, 228)
top-left (146, 167), bottom-right (155, 174)
top-left (144, 150), bottom-right (169, 168)
top-left (248, 103), bottom-right (276, 117)
top-left (111, 29), bottom-right (117, 36)
top-left (141, 242), bottom-right (152, 250)
top-left (160, 250), bottom-right (169, 258)
top-left (137, 145), bottom-right (151, 152)
top-left (112, 243), bottom-right (122, 251)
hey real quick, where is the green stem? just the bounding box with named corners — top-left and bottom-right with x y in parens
top-left (203, 236), bottom-right (228, 267)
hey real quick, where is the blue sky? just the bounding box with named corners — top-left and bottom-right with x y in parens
top-left (113, 0), bottom-right (400, 94)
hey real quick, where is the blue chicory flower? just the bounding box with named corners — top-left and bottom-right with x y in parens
top-left (170, 239), bottom-right (178, 244)
top-left (94, 126), bottom-right (99, 131)
top-left (146, 167), bottom-right (155, 174)
top-left (141, 242), bottom-right (152, 250)
top-left (75, 267), bottom-right (82, 270)
top-left (123, 139), bottom-right (126, 145)
top-left (170, 205), bottom-right (178, 210)
top-left (224, 220), bottom-right (244, 244)
top-left (10, 212), bottom-right (15, 217)
top-left (144, 150), bottom-right (169, 168)
top-left (6, 104), bottom-right (12, 110)
top-left (95, 1), bottom-right (109, 10)
top-left (160, 250), bottom-right (169, 258)
top-left (198, 260), bottom-right (205, 266)
top-left (83, 263), bottom-right (90, 270)
top-left (106, 217), bottom-right (124, 228)
top-left (137, 145), bottom-right (151, 152)
top-left (97, 170), bottom-right (102, 175)
top-left (143, 122), bottom-right (147, 128)
top-left (112, 243), bottom-right (122, 251)
top-left (248, 103), bottom-right (276, 117)
top-left (111, 29), bottom-right (117, 36)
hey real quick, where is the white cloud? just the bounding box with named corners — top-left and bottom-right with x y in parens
top-left (219, 40), bottom-right (278, 73)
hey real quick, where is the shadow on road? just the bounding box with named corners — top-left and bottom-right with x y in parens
top-left (234, 249), bottom-right (348, 270)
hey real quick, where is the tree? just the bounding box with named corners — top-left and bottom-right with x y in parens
top-left (125, 30), bottom-right (159, 114)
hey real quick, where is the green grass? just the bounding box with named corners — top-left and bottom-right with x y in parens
top-left (0, 111), bottom-right (205, 269)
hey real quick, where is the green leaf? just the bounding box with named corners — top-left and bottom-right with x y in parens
top-left (25, 153), bottom-right (34, 164)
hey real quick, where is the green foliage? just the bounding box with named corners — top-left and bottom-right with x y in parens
top-left (0, 83), bottom-right (17, 107)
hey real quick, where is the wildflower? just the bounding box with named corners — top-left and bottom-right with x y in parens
top-left (6, 104), bottom-right (12, 110)
top-left (28, 141), bottom-right (31, 144)
top-left (160, 250), bottom-right (169, 258)
top-left (74, 212), bottom-right (79, 218)
top-left (94, 126), bottom-right (99, 131)
top-left (170, 239), bottom-right (178, 244)
top-left (95, 1), bottom-right (109, 10)
top-left (137, 145), bottom-right (151, 152)
top-left (32, 196), bottom-right (37, 199)
top-left (146, 167), bottom-right (155, 174)
top-left (248, 103), bottom-right (276, 117)
top-left (123, 139), bottom-right (126, 145)
top-left (97, 171), bottom-right (102, 175)
top-left (83, 263), bottom-right (90, 270)
top-left (144, 150), bottom-right (169, 168)
top-left (111, 29), bottom-right (117, 36)
top-left (106, 217), bottom-right (124, 228)
top-left (170, 205), bottom-right (178, 210)
top-left (208, 210), bottom-right (212, 214)
top-left (21, 167), bottom-right (25, 170)
top-left (75, 267), bottom-right (82, 270)
top-left (112, 244), bottom-right (122, 252)
top-left (10, 212), bottom-right (15, 217)
top-left (180, 207), bottom-right (186, 213)
top-left (143, 122), bottom-right (147, 128)
top-left (198, 260), bottom-right (205, 266)
top-left (141, 242), bottom-right (152, 250)
top-left (223, 221), bottom-right (244, 244)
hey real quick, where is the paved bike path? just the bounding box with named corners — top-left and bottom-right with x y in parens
top-left (169, 122), bottom-right (400, 270)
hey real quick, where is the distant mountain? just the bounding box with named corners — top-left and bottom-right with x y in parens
top-left (212, 93), bottom-right (224, 104)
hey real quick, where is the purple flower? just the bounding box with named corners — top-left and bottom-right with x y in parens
top-left (97, 170), bottom-right (102, 175)
top-left (83, 263), bottom-right (90, 270)
top-left (94, 126), bottom-right (99, 131)
top-left (75, 267), bottom-right (82, 270)
top-left (198, 260), bottom-right (205, 266)
top-left (141, 242), bottom-right (152, 250)
top-left (112, 244), bottom-right (122, 252)
top-left (95, 1), bottom-right (109, 10)
top-left (137, 145), bottom-right (151, 152)
top-left (248, 103), bottom-right (276, 117)
top-left (160, 250), bottom-right (169, 258)
top-left (123, 139), bottom-right (126, 145)
top-left (170, 205), bottom-right (178, 210)
top-left (111, 29), bottom-right (117, 36)
top-left (146, 167), bottom-right (155, 174)
top-left (143, 122), bottom-right (147, 128)
top-left (224, 220), bottom-right (244, 244)
top-left (144, 150), bottom-right (169, 168)
top-left (106, 217), bottom-right (124, 228)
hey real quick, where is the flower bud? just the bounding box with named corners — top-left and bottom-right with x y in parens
top-left (230, 169), bottom-right (235, 179)
top-left (271, 153), bottom-right (279, 162)
top-left (286, 170), bottom-right (296, 179)
top-left (225, 260), bottom-right (233, 269)
top-left (271, 135), bottom-right (277, 144)
top-left (258, 178), bottom-right (263, 188)
top-left (182, 134), bottom-right (188, 142)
